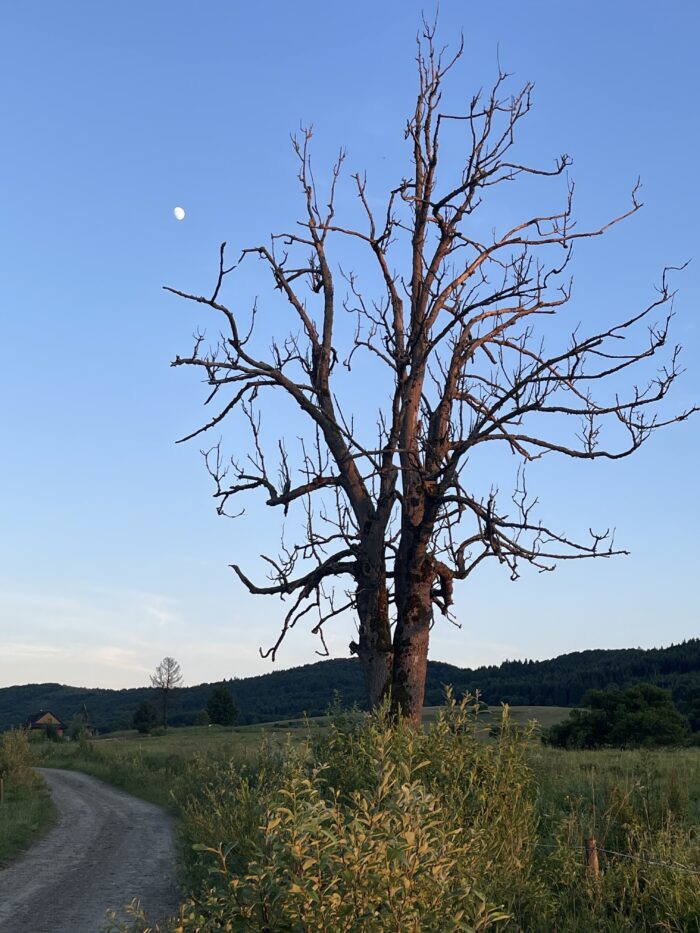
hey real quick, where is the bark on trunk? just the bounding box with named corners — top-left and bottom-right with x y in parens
top-left (391, 554), bottom-right (433, 727)
top-left (351, 555), bottom-right (393, 708)
top-left (358, 641), bottom-right (393, 708)
top-left (391, 605), bottom-right (431, 726)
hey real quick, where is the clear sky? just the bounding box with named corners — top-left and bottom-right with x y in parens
top-left (1, 1), bottom-right (698, 690)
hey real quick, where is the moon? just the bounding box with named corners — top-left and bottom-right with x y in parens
top-left (173, 206), bottom-right (186, 221)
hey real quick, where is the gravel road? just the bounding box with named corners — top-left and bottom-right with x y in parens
top-left (0, 768), bottom-right (180, 933)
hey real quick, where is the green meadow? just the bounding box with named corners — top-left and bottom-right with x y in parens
top-left (28, 701), bottom-right (700, 931)
top-left (0, 780), bottom-right (55, 868)
top-left (0, 731), bottom-right (56, 866)
top-left (33, 705), bottom-right (572, 808)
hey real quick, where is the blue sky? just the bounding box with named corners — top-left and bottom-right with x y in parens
top-left (1, 1), bottom-right (698, 689)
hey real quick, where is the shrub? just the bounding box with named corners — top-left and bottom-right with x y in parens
top-left (43, 722), bottom-right (61, 742)
top-left (67, 715), bottom-right (89, 741)
top-left (0, 730), bottom-right (36, 789)
top-left (543, 684), bottom-right (689, 749)
top-left (133, 701), bottom-right (159, 735)
top-left (206, 684), bottom-right (238, 726)
top-left (170, 694), bottom-right (542, 931)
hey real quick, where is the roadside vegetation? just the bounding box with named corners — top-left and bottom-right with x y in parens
top-left (35, 722), bottom-right (303, 811)
top-left (35, 698), bottom-right (700, 931)
top-left (0, 730), bottom-right (56, 866)
top-left (32, 705), bottom-right (565, 810)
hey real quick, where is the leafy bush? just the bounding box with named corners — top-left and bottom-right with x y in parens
top-left (0, 728), bottom-right (55, 866)
top-left (133, 701), bottom-right (159, 735)
top-left (0, 729), bottom-right (36, 788)
top-left (206, 684), bottom-right (238, 726)
top-left (43, 722), bottom-right (61, 742)
top-left (0, 731), bottom-right (54, 866)
top-left (166, 695), bottom-right (542, 931)
top-left (67, 714), bottom-right (89, 741)
top-left (543, 684), bottom-right (689, 749)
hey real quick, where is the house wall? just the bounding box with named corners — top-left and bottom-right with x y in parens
top-left (29, 712), bottom-right (65, 736)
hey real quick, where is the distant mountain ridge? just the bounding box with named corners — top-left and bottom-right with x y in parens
top-left (1, 639), bottom-right (698, 733)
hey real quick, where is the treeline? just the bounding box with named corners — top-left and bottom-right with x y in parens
top-left (435, 638), bottom-right (700, 708)
top-left (1, 639), bottom-right (699, 733)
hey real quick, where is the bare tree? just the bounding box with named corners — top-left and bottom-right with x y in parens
top-left (150, 656), bottom-right (183, 729)
top-left (167, 25), bottom-right (696, 726)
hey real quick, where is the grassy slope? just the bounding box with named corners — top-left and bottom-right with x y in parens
top-left (422, 704), bottom-right (571, 729)
top-left (39, 707), bottom-right (700, 832)
top-left (67, 705), bottom-right (572, 760)
top-left (35, 707), bottom-right (571, 808)
top-left (36, 723), bottom-right (312, 810)
top-left (0, 776), bottom-right (56, 867)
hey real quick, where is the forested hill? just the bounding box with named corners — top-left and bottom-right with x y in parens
top-left (1, 639), bottom-right (699, 733)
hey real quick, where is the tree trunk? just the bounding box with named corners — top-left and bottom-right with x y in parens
top-left (357, 636), bottom-right (393, 708)
top-left (351, 555), bottom-right (393, 707)
top-left (391, 556), bottom-right (433, 727)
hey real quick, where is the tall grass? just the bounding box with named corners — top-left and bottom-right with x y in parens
top-left (0, 730), bottom-right (56, 865)
top-left (36, 725), bottom-right (301, 812)
top-left (37, 737), bottom-right (184, 811)
top-left (42, 706), bottom-right (700, 931)
top-left (530, 745), bottom-right (700, 931)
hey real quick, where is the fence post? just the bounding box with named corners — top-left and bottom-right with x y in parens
top-left (584, 836), bottom-right (599, 877)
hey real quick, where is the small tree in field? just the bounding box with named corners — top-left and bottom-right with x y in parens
top-left (206, 683), bottom-right (238, 726)
top-left (150, 656), bottom-right (183, 729)
top-left (168, 24), bottom-right (696, 725)
top-left (133, 700), bottom-right (159, 735)
top-left (68, 702), bottom-right (91, 741)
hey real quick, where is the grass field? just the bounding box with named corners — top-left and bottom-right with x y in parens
top-left (422, 703), bottom-right (571, 730)
top-left (35, 706), bottom-right (570, 810)
top-left (35, 721), bottom-right (315, 809)
top-left (95, 722), bottom-right (289, 760)
top-left (30, 705), bottom-right (700, 930)
top-left (94, 703), bottom-right (571, 752)
top-left (39, 705), bottom-right (700, 851)
top-left (0, 774), bottom-right (56, 867)
top-left (531, 743), bottom-right (700, 828)
top-left (36, 706), bottom-right (700, 832)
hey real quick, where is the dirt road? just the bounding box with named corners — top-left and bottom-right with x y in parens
top-left (0, 768), bottom-right (179, 933)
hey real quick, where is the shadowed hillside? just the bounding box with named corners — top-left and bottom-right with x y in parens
top-left (1, 639), bottom-right (699, 732)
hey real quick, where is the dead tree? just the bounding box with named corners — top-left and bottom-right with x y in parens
top-left (150, 656), bottom-right (183, 729)
top-left (167, 26), bottom-right (696, 726)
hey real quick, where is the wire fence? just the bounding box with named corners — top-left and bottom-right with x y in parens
top-left (533, 839), bottom-right (700, 877)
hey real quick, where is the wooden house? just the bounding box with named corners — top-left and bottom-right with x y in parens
top-left (25, 710), bottom-right (66, 738)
